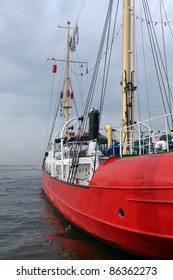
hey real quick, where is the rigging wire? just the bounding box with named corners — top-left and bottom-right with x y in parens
top-left (160, 0), bottom-right (173, 39)
top-left (68, 0), bottom-right (114, 183)
top-left (134, 42), bottom-right (142, 124)
top-left (99, 4), bottom-right (113, 119)
top-left (70, 54), bottom-right (85, 111)
top-left (46, 0), bottom-right (86, 153)
top-left (142, 0), bottom-right (167, 116)
top-left (70, 80), bottom-right (79, 116)
top-left (47, 98), bottom-right (61, 148)
top-left (135, 13), bottom-right (173, 25)
top-left (135, 2), bottom-right (143, 126)
top-left (45, 73), bottom-right (56, 150)
top-left (79, 23), bottom-right (122, 77)
top-left (47, 48), bottom-right (67, 61)
top-left (46, 78), bottom-right (65, 149)
top-left (46, 52), bottom-right (66, 148)
top-left (140, 0), bottom-right (151, 126)
top-left (81, 0), bottom-right (114, 134)
top-left (76, 0), bottom-right (85, 25)
top-left (159, 0), bottom-right (172, 111)
top-left (99, 0), bottom-right (120, 121)
top-left (159, 0), bottom-right (169, 105)
top-left (142, 0), bottom-right (173, 127)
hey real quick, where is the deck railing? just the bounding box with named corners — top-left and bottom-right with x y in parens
top-left (118, 113), bottom-right (173, 157)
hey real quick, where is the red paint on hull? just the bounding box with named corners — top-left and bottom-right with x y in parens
top-left (42, 153), bottom-right (173, 259)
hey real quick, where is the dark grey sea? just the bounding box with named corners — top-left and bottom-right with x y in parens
top-left (0, 165), bottom-right (137, 260)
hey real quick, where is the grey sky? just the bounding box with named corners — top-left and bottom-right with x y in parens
top-left (0, 0), bottom-right (107, 165)
top-left (0, 0), bottom-right (173, 165)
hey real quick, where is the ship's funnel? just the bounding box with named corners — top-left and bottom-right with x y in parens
top-left (88, 109), bottom-right (100, 140)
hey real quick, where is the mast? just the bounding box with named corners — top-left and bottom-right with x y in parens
top-left (50, 22), bottom-right (87, 127)
top-left (121, 0), bottom-right (136, 154)
top-left (48, 21), bottom-right (87, 133)
top-left (64, 21), bottom-right (71, 124)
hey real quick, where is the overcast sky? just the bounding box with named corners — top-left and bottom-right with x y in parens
top-left (0, 0), bottom-right (100, 166)
top-left (0, 0), bottom-right (173, 166)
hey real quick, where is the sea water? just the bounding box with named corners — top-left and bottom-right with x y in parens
top-left (0, 165), bottom-right (136, 260)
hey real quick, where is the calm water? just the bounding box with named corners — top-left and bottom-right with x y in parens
top-left (0, 165), bottom-right (137, 260)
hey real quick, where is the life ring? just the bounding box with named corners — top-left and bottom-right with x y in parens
top-left (154, 132), bottom-right (159, 141)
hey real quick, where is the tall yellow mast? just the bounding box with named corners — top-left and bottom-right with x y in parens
top-left (121, 0), bottom-right (135, 154)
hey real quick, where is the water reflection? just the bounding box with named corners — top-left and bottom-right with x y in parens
top-left (40, 191), bottom-right (137, 260)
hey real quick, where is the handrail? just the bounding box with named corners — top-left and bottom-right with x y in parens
top-left (118, 113), bottom-right (173, 156)
top-left (51, 116), bottom-right (81, 177)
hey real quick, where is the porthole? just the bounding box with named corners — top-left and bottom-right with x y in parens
top-left (118, 208), bottom-right (125, 217)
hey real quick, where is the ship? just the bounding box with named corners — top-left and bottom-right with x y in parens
top-left (42, 0), bottom-right (173, 259)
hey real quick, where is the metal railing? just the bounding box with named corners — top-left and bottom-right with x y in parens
top-left (118, 113), bottom-right (173, 157)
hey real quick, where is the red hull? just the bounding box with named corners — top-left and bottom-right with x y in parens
top-left (42, 153), bottom-right (173, 259)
